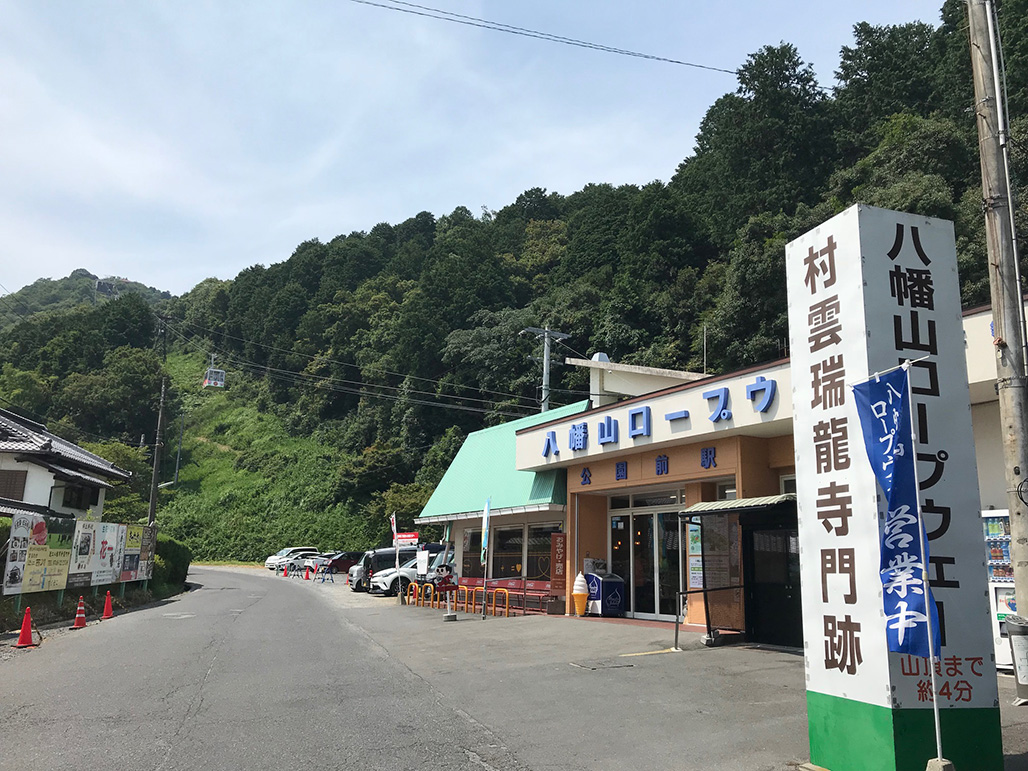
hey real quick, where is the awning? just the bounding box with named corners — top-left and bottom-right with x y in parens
top-left (417, 503), bottom-right (564, 525)
top-left (681, 493), bottom-right (796, 515)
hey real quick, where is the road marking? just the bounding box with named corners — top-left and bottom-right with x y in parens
top-left (161, 613), bottom-right (196, 619)
top-left (619, 647), bottom-right (678, 657)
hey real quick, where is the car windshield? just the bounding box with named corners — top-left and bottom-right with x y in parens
top-left (275, 548), bottom-right (291, 556)
top-left (429, 549), bottom-right (454, 569)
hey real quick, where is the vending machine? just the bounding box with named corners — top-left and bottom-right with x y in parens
top-left (982, 510), bottom-right (1016, 670)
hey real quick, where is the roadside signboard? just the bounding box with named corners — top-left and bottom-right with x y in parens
top-left (394, 532), bottom-right (418, 547)
top-left (786, 205), bottom-right (1001, 770)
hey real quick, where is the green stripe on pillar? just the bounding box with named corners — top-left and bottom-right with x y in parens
top-left (807, 691), bottom-right (896, 771)
top-left (807, 691), bottom-right (1003, 771)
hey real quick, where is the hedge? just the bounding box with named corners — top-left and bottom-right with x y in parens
top-left (155, 532), bottom-right (193, 587)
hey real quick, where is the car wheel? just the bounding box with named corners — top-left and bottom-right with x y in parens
top-left (397, 577), bottom-right (411, 597)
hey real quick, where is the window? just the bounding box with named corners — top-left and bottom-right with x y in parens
top-left (462, 530), bottom-right (483, 579)
top-left (61, 484), bottom-right (100, 510)
top-left (632, 491), bottom-right (678, 507)
top-left (526, 523), bottom-right (562, 580)
top-left (780, 475), bottom-right (797, 494)
top-left (716, 482), bottom-right (737, 501)
top-left (609, 495), bottom-right (631, 510)
top-left (493, 527), bottom-right (523, 578)
top-left (0, 470), bottom-right (27, 501)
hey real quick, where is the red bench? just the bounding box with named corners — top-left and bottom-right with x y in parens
top-left (455, 577), bottom-right (554, 615)
top-left (522, 580), bottom-right (552, 614)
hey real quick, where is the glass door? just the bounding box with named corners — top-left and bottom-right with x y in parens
top-left (657, 512), bottom-right (681, 617)
top-left (631, 514), bottom-right (656, 615)
top-left (610, 511), bottom-right (682, 620)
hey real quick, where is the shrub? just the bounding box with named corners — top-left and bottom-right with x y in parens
top-left (156, 533), bottom-right (193, 587)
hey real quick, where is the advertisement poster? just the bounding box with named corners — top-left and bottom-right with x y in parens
top-left (93, 522), bottom-right (124, 584)
top-left (21, 516), bottom-right (75, 593)
top-left (138, 526), bottom-right (155, 580)
top-left (996, 587), bottom-right (1016, 621)
top-left (688, 556), bottom-right (704, 589)
top-left (688, 524), bottom-right (702, 555)
top-left (120, 525), bottom-right (143, 581)
top-left (67, 520), bottom-right (99, 589)
top-left (3, 513), bottom-right (35, 595)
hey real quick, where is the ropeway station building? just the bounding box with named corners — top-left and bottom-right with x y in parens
top-left (417, 206), bottom-right (1012, 770)
top-left (418, 301), bottom-right (1011, 651)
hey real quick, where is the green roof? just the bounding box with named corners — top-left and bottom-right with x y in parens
top-left (418, 401), bottom-right (589, 521)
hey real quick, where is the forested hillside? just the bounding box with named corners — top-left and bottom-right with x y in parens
top-left (2, 0), bottom-right (1026, 560)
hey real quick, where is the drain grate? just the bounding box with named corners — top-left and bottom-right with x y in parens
top-left (569, 659), bottom-right (635, 670)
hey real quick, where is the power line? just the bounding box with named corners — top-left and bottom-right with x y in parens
top-left (165, 323), bottom-right (534, 419)
top-left (168, 316), bottom-right (541, 408)
top-left (347, 0), bottom-right (738, 75)
top-left (166, 320), bottom-right (529, 411)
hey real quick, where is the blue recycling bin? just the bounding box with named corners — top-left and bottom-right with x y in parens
top-left (585, 572), bottom-right (625, 617)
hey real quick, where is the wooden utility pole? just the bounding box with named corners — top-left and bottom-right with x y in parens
top-left (968, 0), bottom-right (1028, 618)
top-left (147, 376), bottom-right (166, 527)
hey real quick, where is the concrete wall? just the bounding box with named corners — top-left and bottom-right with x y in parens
top-left (972, 401), bottom-right (1006, 511)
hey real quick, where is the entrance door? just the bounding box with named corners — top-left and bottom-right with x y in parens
top-left (610, 512), bottom-right (678, 619)
top-left (745, 528), bottom-right (802, 647)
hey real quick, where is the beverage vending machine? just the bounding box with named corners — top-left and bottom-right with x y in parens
top-left (982, 510), bottom-right (1016, 670)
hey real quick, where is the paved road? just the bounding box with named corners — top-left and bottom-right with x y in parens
top-left (3, 567), bottom-right (1026, 771)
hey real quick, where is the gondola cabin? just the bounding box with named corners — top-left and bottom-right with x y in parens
top-left (203, 368), bottom-right (226, 389)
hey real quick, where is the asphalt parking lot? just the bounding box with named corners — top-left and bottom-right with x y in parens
top-left (263, 566), bottom-right (1028, 771)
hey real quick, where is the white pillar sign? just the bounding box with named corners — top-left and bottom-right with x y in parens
top-left (786, 205), bottom-right (1001, 771)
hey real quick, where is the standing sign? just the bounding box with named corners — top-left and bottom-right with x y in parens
top-left (2, 514), bottom-right (75, 595)
top-left (786, 205), bottom-right (1001, 770)
top-left (550, 532), bottom-right (566, 597)
top-left (138, 525), bottom-right (156, 580)
top-left (67, 520), bottom-right (100, 589)
top-left (120, 525), bottom-right (144, 581)
top-left (93, 523), bottom-right (124, 584)
top-left (393, 532), bottom-right (418, 547)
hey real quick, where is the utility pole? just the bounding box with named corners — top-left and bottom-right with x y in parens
top-left (147, 377), bottom-right (166, 527)
top-left (523, 326), bottom-right (570, 412)
top-left (968, 0), bottom-right (1028, 618)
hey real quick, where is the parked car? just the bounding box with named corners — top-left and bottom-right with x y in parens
top-left (348, 550), bottom-right (374, 591)
top-left (369, 556), bottom-right (419, 595)
top-left (264, 547), bottom-right (318, 571)
top-left (327, 551), bottom-right (365, 574)
top-left (351, 543), bottom-right (445, 593)
top-left (371, 550), bottom-right (457, 597)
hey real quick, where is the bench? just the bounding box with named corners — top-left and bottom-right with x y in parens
top-left (522, 580), bottom-right (552, 614)
top-left (454, 577), bottom-right (555, 616)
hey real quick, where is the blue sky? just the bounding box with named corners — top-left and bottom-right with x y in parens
top-left (1, 1), bottom-right (945, 297)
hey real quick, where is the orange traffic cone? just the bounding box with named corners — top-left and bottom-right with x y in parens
top-left (282, 564), bottom-right (289, 578)
top-left (304, 566), bottom-right (310, 580)
top-left (71, 596), bottom-right (87, 629)
top-left (101, 591), bottom-right (114, 620)
top-left (13, 607), bottom-right (37, 648)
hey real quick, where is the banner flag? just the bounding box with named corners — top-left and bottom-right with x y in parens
top-left (853, 366), bottom-right (940, 659)
top-left (480, 498), bottom-right (490, 567)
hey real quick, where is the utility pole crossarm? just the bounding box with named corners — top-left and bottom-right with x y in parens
top-left (522, 327), bottom-right (571, 412)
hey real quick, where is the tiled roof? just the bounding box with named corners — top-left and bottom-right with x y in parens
top-left (0, 496), bottom-right (55, 518)
top-left (0, 409), bottom-right (131, 481)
